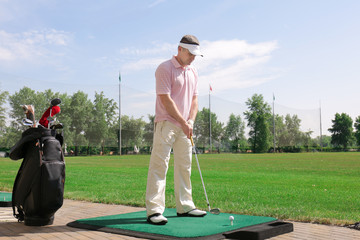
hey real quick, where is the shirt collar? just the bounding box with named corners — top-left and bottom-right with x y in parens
top-left (171, 55), bottom-right (185, 69)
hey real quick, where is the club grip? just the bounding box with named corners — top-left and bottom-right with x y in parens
top-left (190, 136), bottom-right (194, 146)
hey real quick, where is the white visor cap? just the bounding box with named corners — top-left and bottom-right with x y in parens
top-left (179, 43), bottom-right (203, 57)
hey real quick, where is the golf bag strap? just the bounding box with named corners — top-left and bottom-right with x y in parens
top-left (39, 138), bottom-right (44, 164)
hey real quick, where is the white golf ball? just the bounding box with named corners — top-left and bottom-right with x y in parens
top-left (229, 216), bottom-right (234, 221)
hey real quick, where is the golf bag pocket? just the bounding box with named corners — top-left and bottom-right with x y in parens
top-left (41, 137), bottom-right (63, 161)
top-left (39, 136), bottom-right (65, 217)
top-left (40, 159), bottom-right (65, 215)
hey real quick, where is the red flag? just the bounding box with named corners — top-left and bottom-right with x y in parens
top-left (209, 84), bottom-right (212, 91)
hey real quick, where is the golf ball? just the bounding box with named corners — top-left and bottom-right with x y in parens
top-left (229, 216), bottom-right (234, 221)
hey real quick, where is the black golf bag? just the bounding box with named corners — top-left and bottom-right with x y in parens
top-left (10, 127), bottom-right (65, 226)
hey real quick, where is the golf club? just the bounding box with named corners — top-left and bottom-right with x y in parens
top-left (21, 105), bottom-right (36, 127)
top-left (190, 136), bottom-right (220, 215)
top-left (49, 98), bottom-right (61, 118)
top-left (48, 98), bottom-right (62, 129)
top-left (22, 118), bottom-right (34, 127)
top-left (39, 98), bottom-right (62, 128)
top-left (50, 122), bottom-right (63, 130)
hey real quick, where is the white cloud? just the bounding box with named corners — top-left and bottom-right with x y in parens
top-left (119, 42), bottom-right (175, 56)
top-left (0, 29), bottom-right (72, 62)
top-left (0, 46), bottom-right (13, 60)
top-left (195, 39), bottom-right (278, 93)
top-left (122, 57), bottom-right (167, 71)
top-left (118, 39), bottom-right (279, 93)
top-left (200, 40), bottom-right (276, 61)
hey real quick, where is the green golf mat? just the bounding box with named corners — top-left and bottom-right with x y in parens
top-left (0, 192), bottom-right (12, 207)
top-left (67, 208), bottom-right (293, 240)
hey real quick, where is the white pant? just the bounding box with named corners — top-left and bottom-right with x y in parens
top-left (146, 121), bottom-right (196, 216)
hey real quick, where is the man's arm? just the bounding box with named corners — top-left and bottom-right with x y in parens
top-left (158, 94), bottom-right (192, 138)
top-left (188, 95), bottom-right (198, 123)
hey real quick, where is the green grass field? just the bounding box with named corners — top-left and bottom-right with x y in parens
top-left (1, 152), bottom-right (359, 226)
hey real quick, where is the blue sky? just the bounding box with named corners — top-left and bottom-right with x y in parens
top-left (1, 0), bottom-right (359, 136)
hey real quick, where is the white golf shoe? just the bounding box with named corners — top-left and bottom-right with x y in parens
top-left (147, 213), bottom-right (168, 225)
top-left (177, 208), bottom-right (207, 217)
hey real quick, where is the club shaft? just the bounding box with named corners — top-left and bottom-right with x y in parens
top-left (192, 142), bottom-right (211, 212)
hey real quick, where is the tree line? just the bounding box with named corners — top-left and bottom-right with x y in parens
top-left (0, 87), bottom-right (359, 155)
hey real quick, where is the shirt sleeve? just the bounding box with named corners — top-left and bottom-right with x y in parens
top-left (155, 62), bottom-right (171, 95)
top-left (193, 67), bottom-right (199, 96)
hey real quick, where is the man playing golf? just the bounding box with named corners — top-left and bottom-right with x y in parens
top-left (146, 34), bottom-right (206, 225)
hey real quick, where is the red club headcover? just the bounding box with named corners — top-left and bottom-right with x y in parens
top-left (39, 106), bottom-right (61, 128)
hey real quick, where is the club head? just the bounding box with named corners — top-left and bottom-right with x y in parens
top-left (50, 98), bottom-right (62, 107)
top-left (22, 118), bottom-right (34, 126)
top-left (21, 104), bottom-right (35, 122)
top-left (21, 105), bottom-right (28, 112)
top-left (50, 122), bottom-right (63, 130)
top-left (210, 208), bottom-right (221, 215)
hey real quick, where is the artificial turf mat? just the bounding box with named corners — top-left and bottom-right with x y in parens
top-left (0, 192), bottom-right (12, 207)
top-left (67, 208), bottom-right (293, 239)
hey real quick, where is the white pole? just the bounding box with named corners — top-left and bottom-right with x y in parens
top-left (273, 93), bottom-right (276, 153)
top-left (319, 100), bottom-right (323, 152)
top-left (209, 85), bottom-right (212, 153)
top-left (119, 72), bottom-right (122, 156)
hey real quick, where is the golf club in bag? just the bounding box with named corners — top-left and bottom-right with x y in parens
top-left (190, 136), bottom-right (220, 215)
top-left (21, 105), bottom-right (36, 128)
top-left (10, 100), bottom-right (65, 226)
top-left (39, 98), bottom-right (61, 129)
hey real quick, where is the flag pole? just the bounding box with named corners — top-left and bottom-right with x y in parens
top-left (209, 84), bottom-right (212, 153)
top-left (319, 100), bottom-right (323, 152)
top-left (273, 93), bottom-right (276, 153)
top-left (119, 72), bottom-right (122, 156)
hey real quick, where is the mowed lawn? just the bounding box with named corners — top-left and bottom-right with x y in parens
top-left (1, 152), bottom-right (359, 225)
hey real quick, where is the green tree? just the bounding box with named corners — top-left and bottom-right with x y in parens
top-left (284, 114), bottom-right (303, 146)
top-left (321, 135), bottom-right (332, 148)
top-left (193, 107), bottom-right (223, 150)
top-left (143, 114), bottom-right (155, 147)
top-left (273, 114), bottom-right (308, 149)
top-left (328, 113), bottom-right (354, 149)
top-left (315, 135), bottom-right (332, 148)
top-left (0, 89), bottom-right (8, 133)
top-left (66, 91), bottom-right (93, 155)
top-left (8, 87), bottom-right (39, 130)
top-left (223, 114), bottom-right (247, 152)
top-left (0, 89), bottom-right (10, 148)
top-left (244, 94), bottom-right (272, 153)
top-left (102, 93), bottom-right (118, 148)
top-left (354, 116), bottom-right (360, 147)
top-left (86, 92), bottom-right (109, 153)
top-left (273, 114), bottom-right (286, 148)
top-left (121, 116), bottom-right (146, 150)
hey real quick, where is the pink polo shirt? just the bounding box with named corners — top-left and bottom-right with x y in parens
top-left (154, 56), bottom-right (199, 127)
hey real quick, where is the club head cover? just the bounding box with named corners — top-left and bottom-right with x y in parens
top-left (39, 106), bottom-right (61, 128)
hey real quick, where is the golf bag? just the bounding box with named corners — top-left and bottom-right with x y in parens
top-left (10, 127), bottom-right (65, 226)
